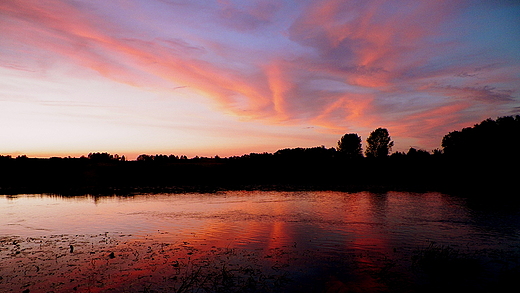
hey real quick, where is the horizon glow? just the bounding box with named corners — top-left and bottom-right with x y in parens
top-left (1, 0), bottom-right (519, 159)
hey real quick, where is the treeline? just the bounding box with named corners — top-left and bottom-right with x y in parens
top-left (442, 115), bottom-right (520, 159)
top-left (0, 116), bottom-right (518, 195)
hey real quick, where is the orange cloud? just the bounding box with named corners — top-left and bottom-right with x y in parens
top-left (2, 0), bottom-right (518, 153)
top-left (310, 94), bottom-right (375, 133)
top-left (388, 102), bottom-right (475, 148)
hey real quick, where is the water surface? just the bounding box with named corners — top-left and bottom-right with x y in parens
top-left (1, 191), bottom-right (519, 292)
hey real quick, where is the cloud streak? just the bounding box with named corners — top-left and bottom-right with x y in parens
top-left (1, 0), bottom-right (519, 153)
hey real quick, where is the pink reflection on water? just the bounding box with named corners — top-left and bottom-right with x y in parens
top-left (1, 191), bottom-right (515, 292)
top-left (0, 191), bottom-right (470, 254)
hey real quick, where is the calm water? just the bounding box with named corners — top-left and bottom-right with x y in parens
top-left (1, 191), bottom-right (520, 292)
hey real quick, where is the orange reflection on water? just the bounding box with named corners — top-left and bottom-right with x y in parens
top-left (1, 191), bottom-right (498, 293)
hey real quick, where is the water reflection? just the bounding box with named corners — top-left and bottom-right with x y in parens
top-left (1, 191), bottom-right (519, 292)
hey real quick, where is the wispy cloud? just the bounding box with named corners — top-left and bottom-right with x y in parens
top-left (1, 0), bottom-right (519, 154)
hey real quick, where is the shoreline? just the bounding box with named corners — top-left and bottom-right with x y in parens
top-left (0, 181), bottom-right (515, 199)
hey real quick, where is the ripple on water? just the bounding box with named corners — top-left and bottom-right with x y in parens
top-left (1, 191), bottom-right (520, 292)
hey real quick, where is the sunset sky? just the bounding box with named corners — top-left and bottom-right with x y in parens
top-left (1, 0), bottom-right (519, 159)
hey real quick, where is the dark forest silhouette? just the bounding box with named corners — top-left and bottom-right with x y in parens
top-left (1, 115), bottom-right (518, 195)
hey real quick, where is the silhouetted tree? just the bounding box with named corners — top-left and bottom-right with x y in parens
top-left (153, 154), bottom-right (170, 162)
top-left (88, 152), bottom-right (114, 162)
top-left (441, 115), bottom-right (520, 158)
top-left (136, 154), bottom-right (153, 162)
top-left (407, 147), bottom-right (430, 158)
top-left (304, 146), bottom-right (336, 160)
top-left (432, 149), bottom-right (443, 156)
top-left (390, 151), bottom-right (406, 158)
top-left (337, 133), bottom-right (363, 159)
top-left (112, 154), bottom-right (125, 161)
top-left (365, 128), bottom-right (394, 158)
top-left (274, 146), bottom-right (336, 162)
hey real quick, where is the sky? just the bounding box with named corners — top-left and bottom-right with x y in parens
top-left (1, 0), bottom-right (519, 159)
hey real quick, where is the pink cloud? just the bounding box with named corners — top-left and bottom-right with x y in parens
top-left (391, 102), bottom-right (472, 143)
top-left (1, 0), bottom-right (518, 152)
top-left (290, 1), bottom-right (472, 85)
top-left (310, 93), bottom-right (376, 133)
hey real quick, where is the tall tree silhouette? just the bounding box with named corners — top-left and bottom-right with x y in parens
top-left (365, 128), bottom-right (394, 158)
top-left (337, 133), bottom-right (363, 159)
